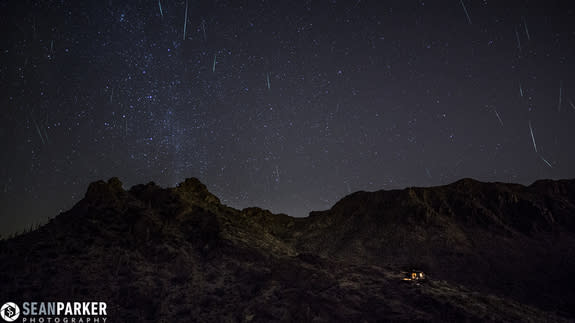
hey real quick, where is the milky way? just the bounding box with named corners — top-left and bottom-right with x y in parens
top-left (1, 0), bottom-right (574, 235)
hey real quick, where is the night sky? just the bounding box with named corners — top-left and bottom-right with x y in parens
top-left (1, 0), bottom-right (574, 236)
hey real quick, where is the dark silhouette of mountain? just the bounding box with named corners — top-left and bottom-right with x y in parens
top-left (1, 177), bottom-right (574, 322)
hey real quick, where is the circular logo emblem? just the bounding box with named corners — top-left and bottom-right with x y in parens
top-left (0, 303), bottom-right (20, 322)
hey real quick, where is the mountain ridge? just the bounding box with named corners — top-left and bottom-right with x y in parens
top-left (1, 177), bottom-right (574, 322)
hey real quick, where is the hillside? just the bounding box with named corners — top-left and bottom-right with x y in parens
top-left (0, 177), bottom-right (574, 322)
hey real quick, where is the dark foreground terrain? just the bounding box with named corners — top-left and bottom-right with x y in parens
top-left (1, 177), bottom-right (574, 322)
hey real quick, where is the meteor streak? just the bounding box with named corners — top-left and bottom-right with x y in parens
top-left (529, 120), bottom-right (537, 153)
top-left (183, 0), bottom-right (188, 40)
top-left (460, 0), bottom-right (472, 24)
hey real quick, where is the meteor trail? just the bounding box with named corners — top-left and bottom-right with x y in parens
top-left (158, 0), bottom-right (163, 17)
top-left (529, 120), bottom-right (537, 153)
top-left (559, 81), bottom-right (563, 112)
top-left (201, 19), bottom-right (206, 41)
top-left (183, 0), bottom-right (188, 40)
top-left (273, 165), bottom-right (280, 182)
top-left (519, 82), bottom-right (523, 97)
top-left (540, 155), bottom-right (553, 168)
top-left (43, 127), bottom-right (50, 144)
top-left (522, 16), bottom-right (530, 41)
top-left (494, 109), bottom-right (503, 127)
top-left (515, 26), bottom-right (522, 52)
top-left (266, 72), bottom-right (271, 89)
top-left (459, 0), bottom-right (472, 25)
top-left (425, 167), bottom-right (432, 178)
top-left (212, 54), bottom-right (217, 72)
top-left (31, 116), bottom-right (45, 145)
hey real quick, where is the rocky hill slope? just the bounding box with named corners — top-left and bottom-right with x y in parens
top-left (0, 177), bottom-right (574, 322)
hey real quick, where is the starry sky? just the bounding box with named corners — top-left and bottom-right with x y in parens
top-left (1, 0), bottom-right (575, 236)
